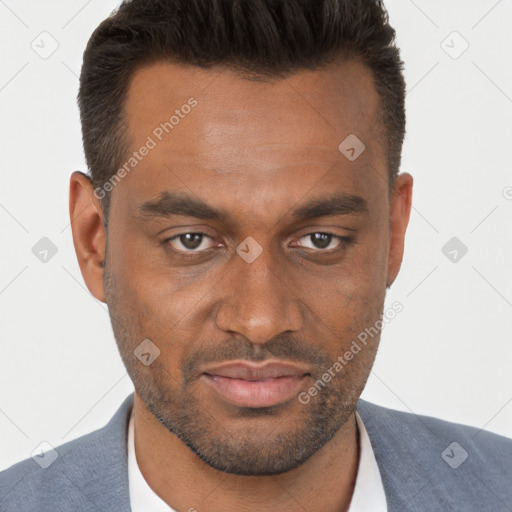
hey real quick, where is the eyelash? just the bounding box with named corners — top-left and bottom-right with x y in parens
top-left (163, 232), bottom-right (354, 256)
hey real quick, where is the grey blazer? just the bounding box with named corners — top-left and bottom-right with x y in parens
top-left (1, 393), bottom-right (511, 511)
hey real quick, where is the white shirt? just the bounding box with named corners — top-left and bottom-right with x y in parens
top-left (127, 407), bottom-right (387, 511)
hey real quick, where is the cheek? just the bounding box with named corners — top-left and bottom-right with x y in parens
top-left (111, 231), bottom-right (181, 319)
top-left (299, 229), bottom-right (388, 354)
top-left (305, 226), bottom-right (388, 304)
top-left (109, 238), bottom-right (217, 371)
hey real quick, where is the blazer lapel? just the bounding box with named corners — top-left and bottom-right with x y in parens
top-left (51, 393), bottom-right (134, 511)
top-left (356, 399), bottom-right (456, 511)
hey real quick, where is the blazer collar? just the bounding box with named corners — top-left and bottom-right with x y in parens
top-left (71, 394), bottom-right (456, 511)
top-left (356, 399), bottom-right (459, 511)
top-left (53, 393), bottom-right (134, 511)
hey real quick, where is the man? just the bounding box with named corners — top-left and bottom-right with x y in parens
top-left (1, 0), bottom-right (511, 510)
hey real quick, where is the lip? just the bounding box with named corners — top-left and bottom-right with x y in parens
top-left (201, 361), bottom-right (310, 408)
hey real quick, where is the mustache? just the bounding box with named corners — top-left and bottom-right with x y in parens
top-left (181, 335), bottom-right (332, 385)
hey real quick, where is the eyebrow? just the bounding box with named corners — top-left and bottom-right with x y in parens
top-left (139, 192), bottom-right (227, 221)
top-left (290, 193), bottom-right (368, 219)
top-left (137, 191), bottom-right (368, 223)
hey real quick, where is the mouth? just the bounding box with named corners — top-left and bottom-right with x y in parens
top-left (201, 361), bottom-right (310, 408)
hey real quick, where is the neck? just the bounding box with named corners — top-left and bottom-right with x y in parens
top-left (132, 393), bottom-right (360, 512)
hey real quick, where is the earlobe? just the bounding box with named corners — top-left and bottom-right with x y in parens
top-left (69, 171), bottom-right (108, 303)
top-left (386, 172), bottom-right (413, 288)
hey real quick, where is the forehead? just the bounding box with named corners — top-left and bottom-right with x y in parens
top-left (115, 59), bottom-right (386, 214)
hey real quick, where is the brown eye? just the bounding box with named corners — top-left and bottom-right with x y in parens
top-left (297, 233), bottom-right (341, 251)
top-left (179, 233), bottom-right (203, 250)
top-left (167, 233), bottom-right (215, 252)
top-left (310, 233), bottom-right (333, 249)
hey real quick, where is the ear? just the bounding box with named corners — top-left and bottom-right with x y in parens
top-left (386, 172), bottom-right (413, 288)
top-left (69, 171), bottom-right (107, 303)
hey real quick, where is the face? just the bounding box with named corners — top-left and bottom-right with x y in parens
top-left (84, 59), bottom-right (411, 476)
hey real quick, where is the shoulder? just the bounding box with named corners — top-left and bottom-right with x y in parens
top-left (357, 398), bottom-right (512, 457)
top-left (356, 399), bottom-right (512, 508)
top-left (0, 428), bottom-right (104, 510)
top-left (0, 394), bottom-right (134, 512)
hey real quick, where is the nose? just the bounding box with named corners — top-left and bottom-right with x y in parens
top-left (215, 244), bottom-right (303, 344)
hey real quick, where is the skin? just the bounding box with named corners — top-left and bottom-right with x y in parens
top-left (69, 59), bottom-right (412, 512)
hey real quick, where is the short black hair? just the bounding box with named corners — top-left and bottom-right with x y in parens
top-left (78, 0), bottom-right (406, 219)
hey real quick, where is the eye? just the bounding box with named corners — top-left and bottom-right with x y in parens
top-left (293, 232), bottom-right (346, 251)
top-left (166, 233), bottom-right (216, 252)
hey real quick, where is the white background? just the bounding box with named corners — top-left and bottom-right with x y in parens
top-left (0, 0), bottom-right (511, 471)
